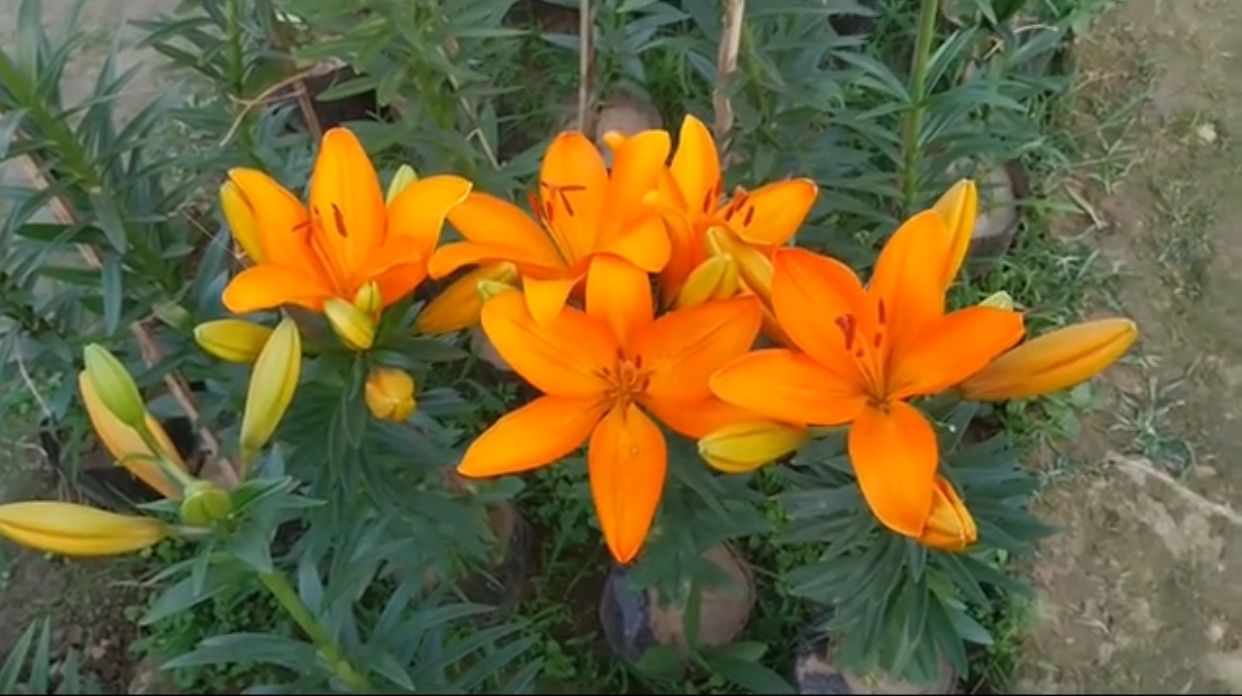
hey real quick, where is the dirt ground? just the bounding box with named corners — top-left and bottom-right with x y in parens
top-left (1016, 0), bottom-right (1242, 692)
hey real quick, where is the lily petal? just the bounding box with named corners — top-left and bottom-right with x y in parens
top-left (601, 212), bottom-right (671, 273)
top-left (385, 174), bottom-right (472, 262)
top-left (542, 131), bottom-right (608, 261)
top-left (933, 179), bottom-right (977, 289)
top-left (710, 349), bottom-right (867, 426)
top-left (888, 306), bottom-right (1025, 399)
top-left (459, 395), bottom-right (606, 477)
top-left (589, 403), bottom-right (667, 563)
top-left (771, 248), bottom-right (869, 380)
top-left (729, 178), bottom-right (818, 246)
top-left (226, 168), bottom-right (325, 277)
top-left (669, 115), bottom-right (720, 220)
top-left (586, 253), bottom-right (652, 347)
top-left (222, 265), bottom-right (334, 313)
top-left (642, 395), bottom-right (758, 439)
top-left (369, 261), bottom-right (430, 308)
top-left (429, 240), bottom-right (561, 280)
top-left (523, 274), bottom-right (581, 326)
top-left (308, 128), bottom-right (386, 278)
top-left (599, 130), bottom-right (670, 243)
top-left (868, 210), bottom-right (952, 343)
top-left (847, 401), bottom-right (937, 538)
top-left (635, 296), bottom-right (761, 402)
top-left (443, 192), bottom-right (563, 269)
top-left (480, 291), bottom-right (615, 396)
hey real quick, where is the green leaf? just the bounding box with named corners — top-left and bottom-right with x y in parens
top-left (162, 633), bottom-right (318, 673)
top-left (30, 617), bottom-right (50, 694)
top-left (0, 618), bottom-right (37, 692)
top-left (706, 656), bottom-right (796, 694)
top-left (101, 252), bottom-right (122, 334)
top-left (944, 604), bottom-right (993, 646)
top-left (88, 188), bottom-right (127, 252)
top-left (683, 579), bottom-right (702, 650)
top-left (142, 566), bottom-right (242, 625)
top-left (705, 641), bottom-right (768, 662)
top-left (634, 645), bottom-right (684, 681)
top-left (56, 650), bottom-right (80, 695)
top-left (453, 636), bottom-right (537, 692)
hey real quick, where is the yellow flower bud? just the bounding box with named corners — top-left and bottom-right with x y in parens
top-left (675, 255), bottom-right (740, 308)
top-left (83, 344), bottom-right (146, 428)
top-left (705, 227), bottom-right (774, 303)
top-left (78, 373), bottom-right (186, 500)
top-left (0, 501), bottom-right (168, 557)
top-left (960, 318), bottom-right (1137, 402)
top-left (385, 164), bottom-right (419, 205)
top-left (353, 280), bottom-right (382, 318)
top-left (194, 319), bottom-right (273, 364)
top-left (240, 318), bottom-right (302, 454)
top-left (977, 290), bottom-right (1015, 311)
top-left (916, 477), bottom-right (977, 552)
top-left (477, 279), bottom-right (520, 302)
top-left (324, 297), bottom-right (376, 351)
top-left (416, 263), bottom-right (518, 334)
top-left (698, 421), bottom-right (808, 474)
top-left (364, 367), bottom-right (416, 422)
top-left (934, 179), bottom-right (977, 288)
top-left (179, 481), bottom-right (234, 526)
top-left (220, 179), bottom-right (264, 262)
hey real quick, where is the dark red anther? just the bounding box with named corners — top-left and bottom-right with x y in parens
top-left (633, 354), bottom-right (643, 368)
top-left (834, 314), bottom-right (857, 350)
top-left (558, 188), bottom-right (576, 217)
top-left (702, 188), bottom-right (714, 214)
top-left (743, 205), bottom-right (755, 226)
top-left (545, 199), bottom-right (555, 223)
top-left (527, 189), bottom-right (543, 222)
top-left (873, 332), bottom-right (882, 348)
top-left (331, 204), bottom-right (349, 237)
top-left (877, 298), bottom-right (887, 325)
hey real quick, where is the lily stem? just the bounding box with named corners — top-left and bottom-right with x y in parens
top-left (900, 0), bottom-right (941, 215)
top-left (258, 569), bottom-right (373, 693)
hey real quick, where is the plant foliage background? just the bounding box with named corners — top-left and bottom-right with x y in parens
top-left (0, 0), bottom-right (1108, 692)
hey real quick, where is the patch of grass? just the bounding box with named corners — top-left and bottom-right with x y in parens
top-left (1149, 173), bottom-right (1215, 302)
top-left (1110, 368), bottom-right (1197, 474)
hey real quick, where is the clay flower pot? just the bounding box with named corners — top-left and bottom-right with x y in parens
top-left (794, 632), bottom-right (956, 695)
top-left (599, 544), bottom-right (755, 662)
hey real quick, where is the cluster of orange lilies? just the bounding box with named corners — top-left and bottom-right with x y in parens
top-left (0, 116), bottom-right (1137, 565)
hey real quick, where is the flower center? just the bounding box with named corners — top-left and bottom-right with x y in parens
top-left (598, 350), bottom-right (652, 407)
top-left (835, 298), bottom-right (889, 400)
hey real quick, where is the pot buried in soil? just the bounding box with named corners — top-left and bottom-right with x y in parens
top-left (964, 160), bottom-right (1030, 264)
top-left (599, 544), bottom-right (755, 662)
top-left (793, 631), bottom-right (956, 695)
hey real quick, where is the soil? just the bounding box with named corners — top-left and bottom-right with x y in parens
top-left (1015, 0), bottom-right (1242, 692)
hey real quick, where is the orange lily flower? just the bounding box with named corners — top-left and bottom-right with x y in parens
top-left (428, 130), bottom-right (672, 326)
top-left (221, 128), bottom-right (471, 314)
top-left (710, 212), bottom-right (1025, 540)
top-left (651, 115), bottom-right (818, 307)
top-left (458, 256), bottom-right (762, 562)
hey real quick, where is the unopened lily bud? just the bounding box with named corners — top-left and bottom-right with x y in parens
top-left (698, 421), bottom-right (807, 474)
top-left (960, 318), bottom-right (1138, 401)
top-left (977, 290), bottom-right (1015, 311)
top-left (934, 179), bottom-right (977, 288)
top-left (916, 477), bottom-right (977, 552)
top-left (365, 367), bottom-right (416, 422)
top-left (385, 165), bottom-right (419, 205)
top-left (194, 319), bottom-right (273, 363)
top-left (675, 255), bottom-right (740, 308)
top-left (705, 227), bottom-right (774, 302)
top-left (416, 263), bottom-right (518, 334)
top-left (477, 279), bottom-right (520, 302)
top-left (0, 501), bottom-right (168, 557)
top-left (83, 344), bottom-right (146, 428)
top-left (78, 373), bottom-right (186, 500)
top-left (240, 318), bottom-right (302, 454)
top-left (352, 281), bottom-right (382, 318)
top-left (220, 179), bottom-right (264, 262)
top-left (179, 481), bottom-right (234, 526)
top-left (324, 297), bottom-right (375, 351)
